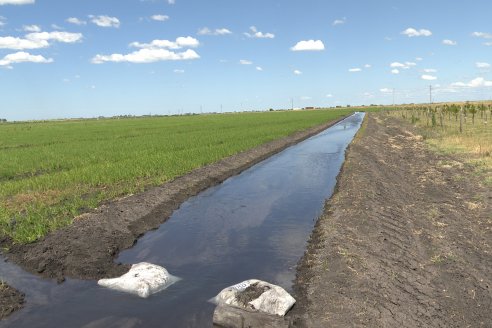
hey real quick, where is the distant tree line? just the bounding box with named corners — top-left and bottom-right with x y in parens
top-left (0, 118), bottom-right (7, 122)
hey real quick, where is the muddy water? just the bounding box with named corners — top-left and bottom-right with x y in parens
top-left (1, 112), bottom-right (364, 328)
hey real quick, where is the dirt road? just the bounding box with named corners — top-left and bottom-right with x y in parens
top-left (291, 113), bottom-right (491, 327)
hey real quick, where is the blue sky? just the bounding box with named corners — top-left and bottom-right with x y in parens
top-left (1, 0), bottom-right (491, 120)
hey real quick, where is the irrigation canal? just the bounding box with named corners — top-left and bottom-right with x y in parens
top-left (1, 112), bottom-right (365, 327)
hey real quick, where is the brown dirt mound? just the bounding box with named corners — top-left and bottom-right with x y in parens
top-left (0, 283), bottom-right (24, 320)
top-left (290, 113), bottom-right (492, 327)
top-left (1, 116), bottom-right (348, 283)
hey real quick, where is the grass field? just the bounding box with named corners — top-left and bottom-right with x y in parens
top-left (1, 109), bottom-right (353, 243)
top-left (390, 107), bottom-right (492, 185)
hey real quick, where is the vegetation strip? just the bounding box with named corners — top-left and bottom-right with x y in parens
top-left (291, 113), bottom-right (491, 327)
top-left (2, 113), bottom-right (352, 282)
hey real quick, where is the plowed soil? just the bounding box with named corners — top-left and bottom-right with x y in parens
top-left (291, 113), bottom-right (492, 327)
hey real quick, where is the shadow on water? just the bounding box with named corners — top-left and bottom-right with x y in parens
top-left (1, 112), bottom-right (365, 328)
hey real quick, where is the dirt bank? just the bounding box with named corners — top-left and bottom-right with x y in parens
top-left (291, 113), bottom-right (491, 327)
top-left (0, 284), bottom-right (24, 320)
top-left (1, 115), bottom-right (350, 285)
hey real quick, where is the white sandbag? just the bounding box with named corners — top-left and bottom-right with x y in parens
top-left (213, 279), bottom-right (296, 316)
top-left (97, 262), bottom-right (179, 298)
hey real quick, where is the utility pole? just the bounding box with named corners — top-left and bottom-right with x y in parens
top-left (429, 85), bottom-right (433, 104)
top-left (291, 98), bottom-right (294, 110)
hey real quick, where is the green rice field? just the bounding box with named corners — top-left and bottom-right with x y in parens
top-left (0, 109), bottom-right (353, 243)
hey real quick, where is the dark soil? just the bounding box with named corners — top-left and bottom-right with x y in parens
top-left (1, 115), bottom-right (348, 284)
top-left (0, 284), bottom-right (24, 320)
top-left (290, 113), bottom-right (492, 327)
top-left (237, 283), bottom-right (271, 308)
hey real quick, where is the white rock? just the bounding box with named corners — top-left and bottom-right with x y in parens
top-left (214, 279), bottom-right (296, 316)
top-left (97, 262), bottom-right (179, 298)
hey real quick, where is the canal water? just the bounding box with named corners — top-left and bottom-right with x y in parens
top-left (1, 112), bottom-right (364, 327)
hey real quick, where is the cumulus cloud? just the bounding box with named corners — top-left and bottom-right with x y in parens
top-left (168, 0), bottom-right (175, 4)
top-left (293, 69), bottom-right (302, 75)
top-left (92, 48), bottom-right (199, 64)
top-left (401, 28), bottom-right (432, 37)
top-left (130, 36), bottom-right (199, 50)
top-left (89, 15), bottom-right (120, 28)
top-left (23, 24), bottom-right (41, 32)
top-left (66, 17), bottom-right (87, 25)
top-left (391, 69), bottom-right (400, 74)
top-left (421, 74), bottom-right (437, 81)
top-left (390, 61), bottom-right (416, 70)
top-left (291, 39), bottom-right (325, 51)
top-left (349, 68), bottom-right (361, 72)
top-left (173, 69), bottom-right (184, 73)
top-left (442, 39), bottom-right (457, 46)
top-left (239, 59), bottom-right (252, 65)
top-left (451, 77), bottom-right (492, 88)
top-left (476, 62), bottom-right (490, 69)
top-left (0, 31), bottom-right (82, 49)
top-left (471, 31), bottom-right (492, 39)
top-left (332, 17), bottom-right (346, 26)
top-left (380, 88), bottom-right (392, 93)
top-left (0, 51), bottom-right (52, 67)
top-left (364, 64), bottom-right (372, 68)
top-left (423, 68), bottom-right (437, 73)
top-left (0, 0), bottom-right (34, 5)
top-left (151, 14), bottom-right (169, 22)
top-left (326, 94), bottom-right (333, 98)
top-left (256, 66), bottom-right (263, 71)
top-left (198, 27), bottom-right (232, 36)
top-left (244, 26), bottom-right (274, 39)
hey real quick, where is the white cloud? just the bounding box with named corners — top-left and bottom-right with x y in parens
top-left (244, 26), bottom-right (274, 39)
top-left (405, 61), bottom-right (417, 67)
top-left (476, 62), bottom-right (490, 69)
top-left (472, 31), bottom-right (492, 39)
top-left (89, 15), bottom-right (120, 28)
top-left (151, 14), bottom-right (169, 22)
top-left (0, 0), bottom-right (34, 5)
top-left (391, 69), bottom-right (400, 74)
top-left (26, 31), bottom-right (83, 44)
top-left (51, 24), bottom-right (63, 30)
top-left (442, 39), bottom-right (457, 46)
top-left (0, 36), bottom-right (46, 49)
top-left (415, 57), bottom-right (423, 61)
top-left (130, 36), bottom-right (199, 50)
top-left (364, 64), bottom-right (372, 68)
top-left (0, 31), bottom-right (82, 50)
top-left (168, 0), bottom-right (175, 4)
top-left (332, 18), bottom-right (346, 26)
top-left (380, 88), bottom-right (392, 93)
top-left (92, 48), bottom-right (199, 64)
top-left (421, 74), bottom-right (437, 81)
top-left (173, 69), bottom-right (184, 73)
top-left (239, 59), bottom-right (252, 65)
top-left (291, 39), bottom-right (325, 51)
top-left (401, 28), bottom-right (432, 37)
top-left (256, 66), bottom-right (263, 71)
top-left (0, 16), bottom-right (6, 27)
top-left (423, 68), bottom-right (437, 73)
top-left (363, 92), bottom-right (374, 98)
top-left (484, 42), bottom-right (492, 46)
top-left (293, 69), bottom-right (302, 75)
top-left (451, 77), bottom-right (492, 88)
top-left (66, 17), bottom-right (86, 25)
top-left (326, 94), bottom-right (333, 98)
top-left (0, 51), bottom-right (52, 67)
top-left (23, 24), bottom-right (41, 32)
top-left (348, 68), bottom-right (361, 72)
top-left (390, 62), bottom-right (405, 68)
top-left (198, 27), bottom-right (232, 36)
